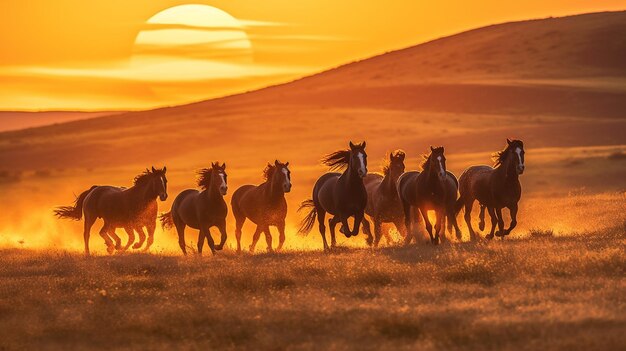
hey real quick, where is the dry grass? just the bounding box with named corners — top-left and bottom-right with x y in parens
top-left (0, 228), bottom-right (624, 351)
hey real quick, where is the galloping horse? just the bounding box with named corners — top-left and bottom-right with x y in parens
top-left (231, 160), bottom-right (291, 253)
top-left (397, 147), bottom-right (461, 245)
top-left (160, 162), bottom-right (228, 255)
top-left (55, 167), bottom-right (168, 255)
top-left (362, 150), bottom-right (407, 247)
top-left (456, 139), bottom-right (525, 240)
top-left (298, 141), bottom-right (368, 250)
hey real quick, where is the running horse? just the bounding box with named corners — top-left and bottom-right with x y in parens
top-left (231, 160), bottom-right (292, 253)
top-left (55, 167), bottom-right (168, 255)
top-left (160, 162), bottom-right (228, 255)
top-left (361, 150), bottom-right (407, 247)
top-left (298, 141), bottom-right (369, 250)
top-left (397, 147), bottom-right (461, 245)
top-left (456, 139), bottom-right (525, 240)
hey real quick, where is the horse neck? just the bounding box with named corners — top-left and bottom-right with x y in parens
top-left (423, 160), bottom-right (443, 192)
top-left (204, 177), bottom-right (221, 201)
top-left (127, 182), bottom-right (155, 208)
top-left (381, 171), bottom-right (397, 197)
top-left (495, 153), bottom-right (518, 184)
top-left (264, 176), bottom-right (284, 203)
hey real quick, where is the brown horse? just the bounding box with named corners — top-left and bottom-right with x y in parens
top-left (298, 141), bottom-right (368, 250)
top-left (397, 147), bottom-right (461, 245)
top-left (456, 139), bottom-right (525, 240)
top-left (231, 160), bottom-right (291, 253)
top-left (362, 150), bottom-right (407, 247)
top-left (160, 163), bottom-right (228, 255)
top-left (55, 167), bottom-right (168, 255)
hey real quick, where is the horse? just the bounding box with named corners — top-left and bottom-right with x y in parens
top-left (54, 167), bottom-right (168, 255)
top-left (231, 160), bottom-right (291, 253)
top-left (160, 162), bottom-right (228, 255)
top-left (397, 146), bottom-right (461, 245)
top-left (298, 141), bottom-right (369, 250)
top-left (361, 150), bottom-right (407, 247)
top-left (456, 139), bottom-right (525, 240)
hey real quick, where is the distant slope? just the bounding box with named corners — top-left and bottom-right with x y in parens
top-left (0, 111), bottom-right (122, 132)
top-left (0, 11), bottom-right (625, 171)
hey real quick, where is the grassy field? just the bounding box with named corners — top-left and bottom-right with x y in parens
top-left (0, 227), bottom-right (624, 350)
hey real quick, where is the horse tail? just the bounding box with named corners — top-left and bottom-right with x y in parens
top-left (455, 195), bottom-right (465, 216)
top-left (297, 199), bottom-right (317, 236)
top-left (159, 211), bottom-right (174, 230)
top-left (54, 185), bottom-right (97, 220)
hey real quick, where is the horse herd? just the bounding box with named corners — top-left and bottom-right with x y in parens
top-left (55, 139), bottom-right (525, 255)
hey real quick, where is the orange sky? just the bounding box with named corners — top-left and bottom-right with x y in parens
top-left (1, 0), bottom-right (624, 111)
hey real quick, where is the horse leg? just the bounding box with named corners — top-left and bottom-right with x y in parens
top-left (276, 221), bottom-right (286, 251)
top-left (143, 222), bottom-right (156, 252)
top-left (109, 228), bottom-right (122, 251)
top-left (99, 222), bottom-right (115, 255)
top-left (351, 211), bottom-right (365, 238)
top-left (361, 217), bottom-right (374, 246)
top-left (505, 204), bottom-right (518, 236)
top-left (478, 205), bottom-right (486, 231)
top-left (215, 221), bottom-right (228, 251)
top-left (494, 207), bottom-right (506, 238)
top-left (122, 226), bottom-right (135, 251)
top-left (373, 219), bottom-right (383, 248)
top-left (486, 207), bottom-right (497, 240)
top-left (420, 208), bottom-right (436, 244)
top-left (464, 199), bottom-right (477, 241)
top-left (234, 215), bottom-right (246, 253)
top-left (249, 226), bottom-right (263, 253)
top-left (328, 216), bottom-right (339, 248)
top-left (394, 219), bottom-right (408, 245)
top-left (83, 214), bottom-right (96, 256)
top-left (434, 208), bottom-right (445, 244)
top-left (197, 229), bottom-right (206, 255)
top-left (205, 227), bottom-right (217, 254)
top-left (447, 206), bottom-right (463, 241)
top-left (175, 222), bottom-right (187, 255)
top-left (317, 209), bottom-right (329, 251)
top-left (263, 226), bottom-right (274, 253)
top-left (133, 226), bottom-right (146, 249)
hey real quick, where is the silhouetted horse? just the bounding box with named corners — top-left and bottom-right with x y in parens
top-left (55, 167), bottom-right (168, 255)
top-left (160, 163), bottom-right (228, 255)
top-left (362, 150), bottom-right (407, 247)
top-left (456, 139), bottom-right (525, 240)
top-left (231, 160), bottom-right (291, 253)
top-left (299, 141), bottom-right (368, 250)
top-left (397, 147), bottom-right (461, 245)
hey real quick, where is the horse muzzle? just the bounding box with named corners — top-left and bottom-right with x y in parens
top-left (220, 186), bottom-right (228, 195)
top-left (358, 169), bottom-right (367, 178)
top-left (283, 184), bottom-right (292, 193)
top-left (159, 193), bottom-right (168, 201)
top-left (517, 165), bottom-right (525, 175)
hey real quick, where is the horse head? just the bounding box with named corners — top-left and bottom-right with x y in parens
top-left (428, 146), bottom-right (447, 181)
top-left (387, 150), bottom-right (406, 181)
top-left (270, 160), bottom-right (291, 193)
top-left (507, 139), bottom-right (525, 175)
top-left (150, 166), bottom-right (168, 201)
top-left (212, 162), bottom-right (228, 195)
top-left (349, 141), bottom-right (368, 178)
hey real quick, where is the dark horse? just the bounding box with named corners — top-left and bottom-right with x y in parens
top-left (362, 150), bottom-right (407, 247)
top-left (397, 147), bottom-right (461, 245)
top-left (456, 139), bottom-right (525, 240)
top-left (55, 167), bottom-right (168, 255)
top-left (298, 141), bottom-right (368, 250)
top-left (160, 162), bottom-right (228, 255)
top-left (231, 160), bottom-right (291, 253)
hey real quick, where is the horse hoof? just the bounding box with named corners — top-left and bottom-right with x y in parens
top-left (486, 234), bottom-right (494, 240)
top-left (132, 243), bottom-right (142, 249)
top-left (106, 246), bottom-right (115, 255)
top-left (495, 231), bottom-right (505, 237)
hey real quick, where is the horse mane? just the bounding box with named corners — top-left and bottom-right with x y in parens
top-left (382, 150), bottom-right (405, 175)
top-left (133, 169), bottom-right (158, 186)
top-left (263, 164), bottom-right (276, 181)
top-left (197, 168), bottom-right (214, 190)
top-left (492, 141), bottom-right (520, 167)
top-left (321, 149), bottom-right (351, 171)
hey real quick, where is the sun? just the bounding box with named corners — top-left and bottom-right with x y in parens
top-left (133, 4), bottom-right (253, 62)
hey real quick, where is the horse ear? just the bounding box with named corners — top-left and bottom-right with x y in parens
top-left (285, 162), bottom-right (289, 167)
top-left (163, 166), bottom-right (167, 173)
top-left (399, 152), bottom-right (405, 161)
top-left (430, 146), bottom-right (435, 152)
top-left (389, 152), bottom-right (394, 160)
top-left (507, 138), bottom-right (512, 145)
top-left (361, 141), bottom-right (366, 148)
top-left (274, 159), bottom-right (280, 166)
top-left (221, 163), bottom-right (226, 170)
top-left (349, 141), bottom-right (355, 149)
top-left (151, 166), bottom-right (156, 172)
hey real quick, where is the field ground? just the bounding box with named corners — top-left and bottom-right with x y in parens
top-left (0, 228), bottom-right (624, 350)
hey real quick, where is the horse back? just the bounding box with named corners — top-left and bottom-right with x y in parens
top-left (396, 171), bottom-right (420, 206)
top-left (458, 165), bottom-right (495, 204)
